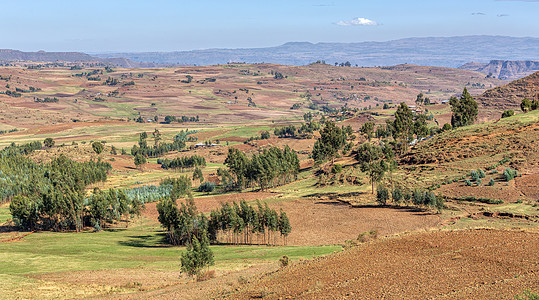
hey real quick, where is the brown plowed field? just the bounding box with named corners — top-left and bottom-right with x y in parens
top-left (143, 196), bottom-right (441, 246)
top-left (272, 198), bottom-right (441, 246)
top-left (231, 229), bottom-right (539, 299)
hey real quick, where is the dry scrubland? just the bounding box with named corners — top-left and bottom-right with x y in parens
top-left (0, 63), bottom-right (537, 299)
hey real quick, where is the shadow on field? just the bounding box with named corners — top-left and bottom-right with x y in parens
top-left (118, 233), bottom-right (172, 248)
top-left (304, 191), bottom-right (367, 199)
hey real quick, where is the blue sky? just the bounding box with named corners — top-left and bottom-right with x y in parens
top-left (2, 0), bottom-right (538, 52)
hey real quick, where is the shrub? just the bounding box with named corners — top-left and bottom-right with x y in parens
top-left (376, 185), bottom-right (390, 205)
top-left (412, 189), bottom-right (424, 205)
top-left (488, 178), bottom-right (495, 186)
top-left (476, 178), bottom-right (482, 186)
top-left (478, 169), bottom-right (485, 178)
top-left (434, 194), bottom-right (444, 212)
top-left (501, 110), bottom-right (514, 118)
top-left (198, 181), bottom-right (215, 193)
top-left (279, 255), bottom-right (289, 268)
top-left (392, 187), bottom-right (403, 204)
top-left (442, 123), bottom-right (452, 131)
top-left (403, 192), bottom-right (412, 204)
top-left (424, 191), bottom-right (436, 207)
top-left (465, 179), bottom-right (472, 186)
top-left (503, 167), bottom-right (517, 181)
top-left (470, 170), bottom-right (479, 182)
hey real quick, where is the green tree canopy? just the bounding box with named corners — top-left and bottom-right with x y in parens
top-left (92, 141), bottom-right (104, 155)
top-left (356, 142), bottom-right (388, 194)
top-left (450, 88), bottom-right (478, 128)
top-left (312, 121), bottom-right (346, 163)
top-left (43, 137), bottom-right (55, 148)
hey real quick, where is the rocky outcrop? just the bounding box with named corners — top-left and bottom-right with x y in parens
top-left (460, 60), bottom-right (539, 80)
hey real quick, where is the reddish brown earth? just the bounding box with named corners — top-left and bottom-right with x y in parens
top-left (272, 198), bottom-right (441, 246)
top-left (143, 196), bottom-right (441, 247)
top-left (231, 229), bottom-right (539, 299)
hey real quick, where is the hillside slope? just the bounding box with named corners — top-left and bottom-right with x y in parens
top-left (477, 71), bottom-right (539, 109)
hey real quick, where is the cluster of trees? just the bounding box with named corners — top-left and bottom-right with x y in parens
top-left (274, 122), bottom-right (321, 139)
top-left (273, 72), bottom-right (285, 79)
top-left (131, 130), bottom-right (186, 159)
top-left (370, 103), bottom-right (433, 151)
top-left (244, 131), bottom-right (270, 143)
top-left (208, 200), bottom-right (291, 245)
top-left (163, 115), bottom-right (200, 124)
top-left (3, 90), bottom-right (22, 97)
top-left (224, 146), bottom-right (299, 191)
top-left (158, 155), bottom-right (206, 171)
top-left (415, 93), bottom-right (431, 106)
top-left (450, 88), bottom-right (478, 128)
top-left (376, 185), bottom-right (444, 212)
top-left (105, 77), bottom-right (119, 86)
top-left (8, 155), bottom-right (112, 231)
top-left (33, 97), bottom-right (59, 103)
top-left (87, 188), bottom-right (143, 230)
top-left (158, 198), bottom-right (292, 246)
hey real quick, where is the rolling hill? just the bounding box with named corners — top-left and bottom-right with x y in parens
top-left (477, 70), bottom-right (539, 109)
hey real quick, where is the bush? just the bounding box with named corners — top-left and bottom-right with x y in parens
top-left (488, 178), bottom-right (495, 186)
top-left (424, 191), bottom-right (436, 207)
top-left (478, 169), bottom-right (485, 178)
top-left (503, 167), bottom-right (517, 181)
top-left (198, 181), bottom-right (215, 193)
top-left (465, 179), bottom-right (472, 186)
top-left (403, 192), bottom-right (412, 204)
top-left (434, 195), bottom-right (444, 212)
top-left (392, 187), bottom-right (403, 204)
top-left (376, 185), bottom-right (390, 205)
top-left (412, 189), bottom-right (424, 205)
top-left (470, 170), bottom-right (479, 182)
top-left (442, 123), bottom-right (452, 131)
top-left (501, 110), bottom-right (514, 118)
top-left (279, 255), bottom-right (289, 268)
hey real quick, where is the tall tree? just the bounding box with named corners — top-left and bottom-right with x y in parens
top-left (312, 121), bottom-right (346, 163)
top-left (393, 102), bottom-right (414, 142)
top-left (180, 233), bottom-right (214, 276)
top-left (450, 88), bottom-right (478, 128)
top-left (360, 121), bottom-right (375, 141)
top-left (356, 143), bottom-right (387, 194)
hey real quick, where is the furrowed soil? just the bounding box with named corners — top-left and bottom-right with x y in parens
top-left (231, 229), bottom-right (539, 299)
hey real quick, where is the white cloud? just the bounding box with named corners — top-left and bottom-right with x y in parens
top-left (335, 17), bottom-right (379, 26)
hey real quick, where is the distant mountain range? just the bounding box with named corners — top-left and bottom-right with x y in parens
top-left (2, 36), bottom-right (539, 71)
top-left (459, 60), bottom-right (539, 80)
top-left (0, 49), bottom-right (179, 68)
top-left (94, 36), bottom-right (539, 68)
